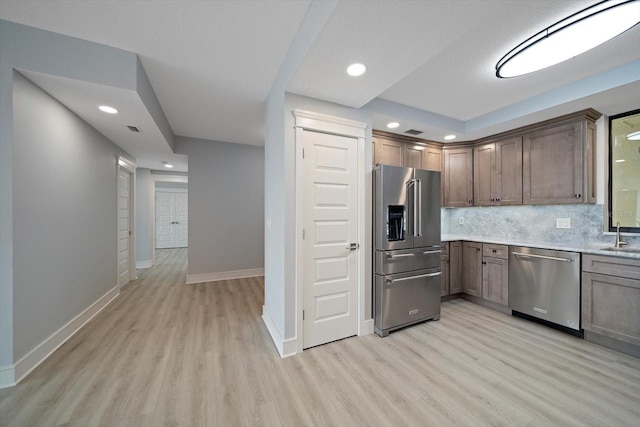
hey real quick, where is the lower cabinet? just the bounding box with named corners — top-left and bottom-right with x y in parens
top-left (582, 254), bottom-right (640, 347)
top-left (462, 241), bottom-right (483, 297)
top-left (440, 242), bottom-right (450, 296)
top-left (449, 241), bottom-right (462, 293)
top-left (482, 244), bottom-right (509, 305)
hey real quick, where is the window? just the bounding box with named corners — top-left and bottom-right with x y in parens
top-left (609, 109), bottom-right (640, 233)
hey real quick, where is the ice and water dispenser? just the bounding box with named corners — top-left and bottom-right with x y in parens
top-left (387, 205), bottom-right (405, 242)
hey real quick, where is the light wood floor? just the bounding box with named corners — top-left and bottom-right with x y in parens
top-left (2, 248), bottom-right (640, 426)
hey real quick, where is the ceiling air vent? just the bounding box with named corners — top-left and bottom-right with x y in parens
top-left (126, 125), bottom-right (141, 133)
top-left (405, 129), bottom-right (423, 135)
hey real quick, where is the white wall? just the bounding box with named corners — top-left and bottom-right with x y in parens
top-left (263, 92), bottom-right (373, 352)
top-left (12, 72), bottom-right (132, 362)
top-left (174, 136), bottom-right (264, 278)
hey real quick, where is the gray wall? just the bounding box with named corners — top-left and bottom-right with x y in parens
top-left (0, 18), bottom-right (140, 371)
top-left (174, 136), bottom-right (264, 276)
top-left (135, 168), bottom-right (152, 266)
top-left (12, 72), bottom-right (131, 360)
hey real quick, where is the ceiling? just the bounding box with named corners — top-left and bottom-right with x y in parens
top-left (2, 0), bottom-right (639, 173)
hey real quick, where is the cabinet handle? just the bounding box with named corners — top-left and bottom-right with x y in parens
top-left (492, 249), bottom-right (497, 253)
top-left (482, 261), bottom-right (487, 265)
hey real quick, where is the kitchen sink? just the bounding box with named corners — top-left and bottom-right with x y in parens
top-left (600, 247), bottom-right (640, 254)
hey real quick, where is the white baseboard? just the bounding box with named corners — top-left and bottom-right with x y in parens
top-left (0, 365), bottom-right (15, 389)
top-left (360, 318), bottom-right (375, 336)
top-left (136, 260), bottom-right (152, 269)
top-left (1, 285), bottom-right (120, 389)
top-left (186, 268), bottom-right (264, 284)
top-left (262, 305), bottom-right (297, 358)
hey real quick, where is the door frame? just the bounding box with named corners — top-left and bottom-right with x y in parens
top-left (116, 156), bottom-right (136, 286)
top-left (149, 173), bottom-right (188, 266)
top-left (293, 109), bottom-right (368, 354)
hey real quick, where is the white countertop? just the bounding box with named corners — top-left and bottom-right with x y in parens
top-left (441, 234), bottom-right (640, 259)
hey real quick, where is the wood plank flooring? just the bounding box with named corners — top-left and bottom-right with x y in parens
top-left (2, 248), bottom-right (640, 426)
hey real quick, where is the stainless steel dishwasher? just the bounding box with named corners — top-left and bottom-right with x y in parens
top-left (509, 246), bottom-right (581, 334)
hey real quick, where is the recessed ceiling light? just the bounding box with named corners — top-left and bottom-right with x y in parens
top-left (98, 105), bottom-right (118, 114)
top-left (628, 130), bottom-right (640, 140)
top-left (615, 159), bottom-right (626, 163)
top-left (162, 161), bottom-right (174, 168)
top-left (496, 0), bottom-right (640, 78)
top-left (444, 134), bottom-right (456, 140)
top-left (387, 122), bottom-right (400, 129)
top-left (347, 63), bottom-right (366, 77)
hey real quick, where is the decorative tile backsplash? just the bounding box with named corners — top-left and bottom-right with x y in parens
top-left (442, 204), bottom-right (640, 248)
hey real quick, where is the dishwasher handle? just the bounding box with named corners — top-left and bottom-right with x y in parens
top-left (512, 252), bottom-right (574, 263)
top-left (385, 272), bottom-right (441, 284)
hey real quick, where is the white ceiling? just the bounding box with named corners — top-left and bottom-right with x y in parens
top-left (2, 0), bottom-right (639, 172)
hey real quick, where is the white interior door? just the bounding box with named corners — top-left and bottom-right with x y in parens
top-left (156, 191), bottom-right (188, 248)
top-left (302, 130), bottom-right (359, 349)
top-left (118, 169), bottom-right (131, 286)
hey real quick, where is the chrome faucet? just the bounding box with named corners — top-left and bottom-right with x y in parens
top-left (615, 222), bottom-right (628, 248)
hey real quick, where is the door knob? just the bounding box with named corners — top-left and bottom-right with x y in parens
top-left (346, 243), bottom-right (360, 250)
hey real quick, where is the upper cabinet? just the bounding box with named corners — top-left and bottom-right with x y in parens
top-left (373, 131), bottom-right (443, 172)
top-left (443, 147), bottom-right (473, 207)
top-left (373, 136), bottom-right (403, 167)
top-left (474, 136), bottom-right (522, 206)
top-left (523, 117), bottom-right (597, 205)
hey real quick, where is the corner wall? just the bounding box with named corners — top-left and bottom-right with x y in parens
top-left (174, 136), bottom-right (264, 282)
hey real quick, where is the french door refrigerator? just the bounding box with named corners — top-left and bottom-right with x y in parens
top-left (373, 164), bottom-right (441, 336)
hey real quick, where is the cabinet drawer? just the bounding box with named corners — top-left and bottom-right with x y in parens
top-left (483, 244), bottom-right (508, 260)
top-left (583, 254), bottom-right (640, 280)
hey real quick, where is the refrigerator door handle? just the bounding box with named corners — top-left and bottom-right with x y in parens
top-left (415, 179), bottom-right (422, 237)
top-left (406, 179), bottom-right (415, 237)
top-left (385, 272), bottom-right (441, 283)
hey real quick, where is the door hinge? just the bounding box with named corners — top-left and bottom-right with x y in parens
top-left (302, 228), bottom-right (305, 239)
top-left (303, 310), bottom-right (305, 320)
top-left (302, 148), bottom-right (305, 159)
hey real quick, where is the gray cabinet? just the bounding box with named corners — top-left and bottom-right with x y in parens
top-left (449, 241), bottom-right (462, 294)
top-left (462, 241), bottom-right (482, 297)
top-left (440, 242), bottom-right (450, 296)
top-left (523, 119), bottom-right (596, 205)
top-left (582, 254), bottom-right (640, 347)
top-left (443, 147), bottom-right (473, 207)
top-left (481, 244), bottom-right (508, 305)
top-left (374, 136), bottom-right (403, 166)
top-left (474, 137), bottom-right (522, 206)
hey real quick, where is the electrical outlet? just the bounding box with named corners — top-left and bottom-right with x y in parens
top-left (556, 218), bottom-right (571, 229)
top-left (459, 217), bottom-right (465, 225)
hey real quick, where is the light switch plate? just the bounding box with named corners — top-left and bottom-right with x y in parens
top-left (556, 218), bottom-right (571, 229)
top-left (459, 217), bottom-right (465, 225)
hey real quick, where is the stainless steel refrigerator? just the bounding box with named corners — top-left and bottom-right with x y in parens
top-left (373, 164), bottom-right (441, 337)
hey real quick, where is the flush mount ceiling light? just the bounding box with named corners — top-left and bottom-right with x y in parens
top-left (386, 122), bottom-right (400, 129)
top-left (98, 105), bottom-right (118, 114)
top-left (628, 130), bottom-right (640, 140)
top-left (346, 63), bottom-right (367, 76)
top-left (444, 134), bottom-right (456, 141)
top-left (496, 0), bottom-right (640, 78)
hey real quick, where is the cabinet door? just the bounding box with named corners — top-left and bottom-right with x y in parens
top-left (482, 257), bottom-right (508, 305)
top-left (582, 272), bottom-right (640, 346)
top-left (495, 136), bottom-right (523, 205)
top-left (523, 122), bottom-right (582, 204)
top-left (423, 147), bottom-right (442, 172)
top-left (443, 148), bottom-right (473, 207)
top-left (440, 254), bottom-right (450, 296)
top-left (374, 137), bottom-right (403, 166)
top-left (449, 241), bottom-right (462, 293)
top-left (404, 144), bottom-right (424, 169)
top-left (473, 143), bottom-right (495, 206)
top-left (462, 241), bottom-right (482, 297)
